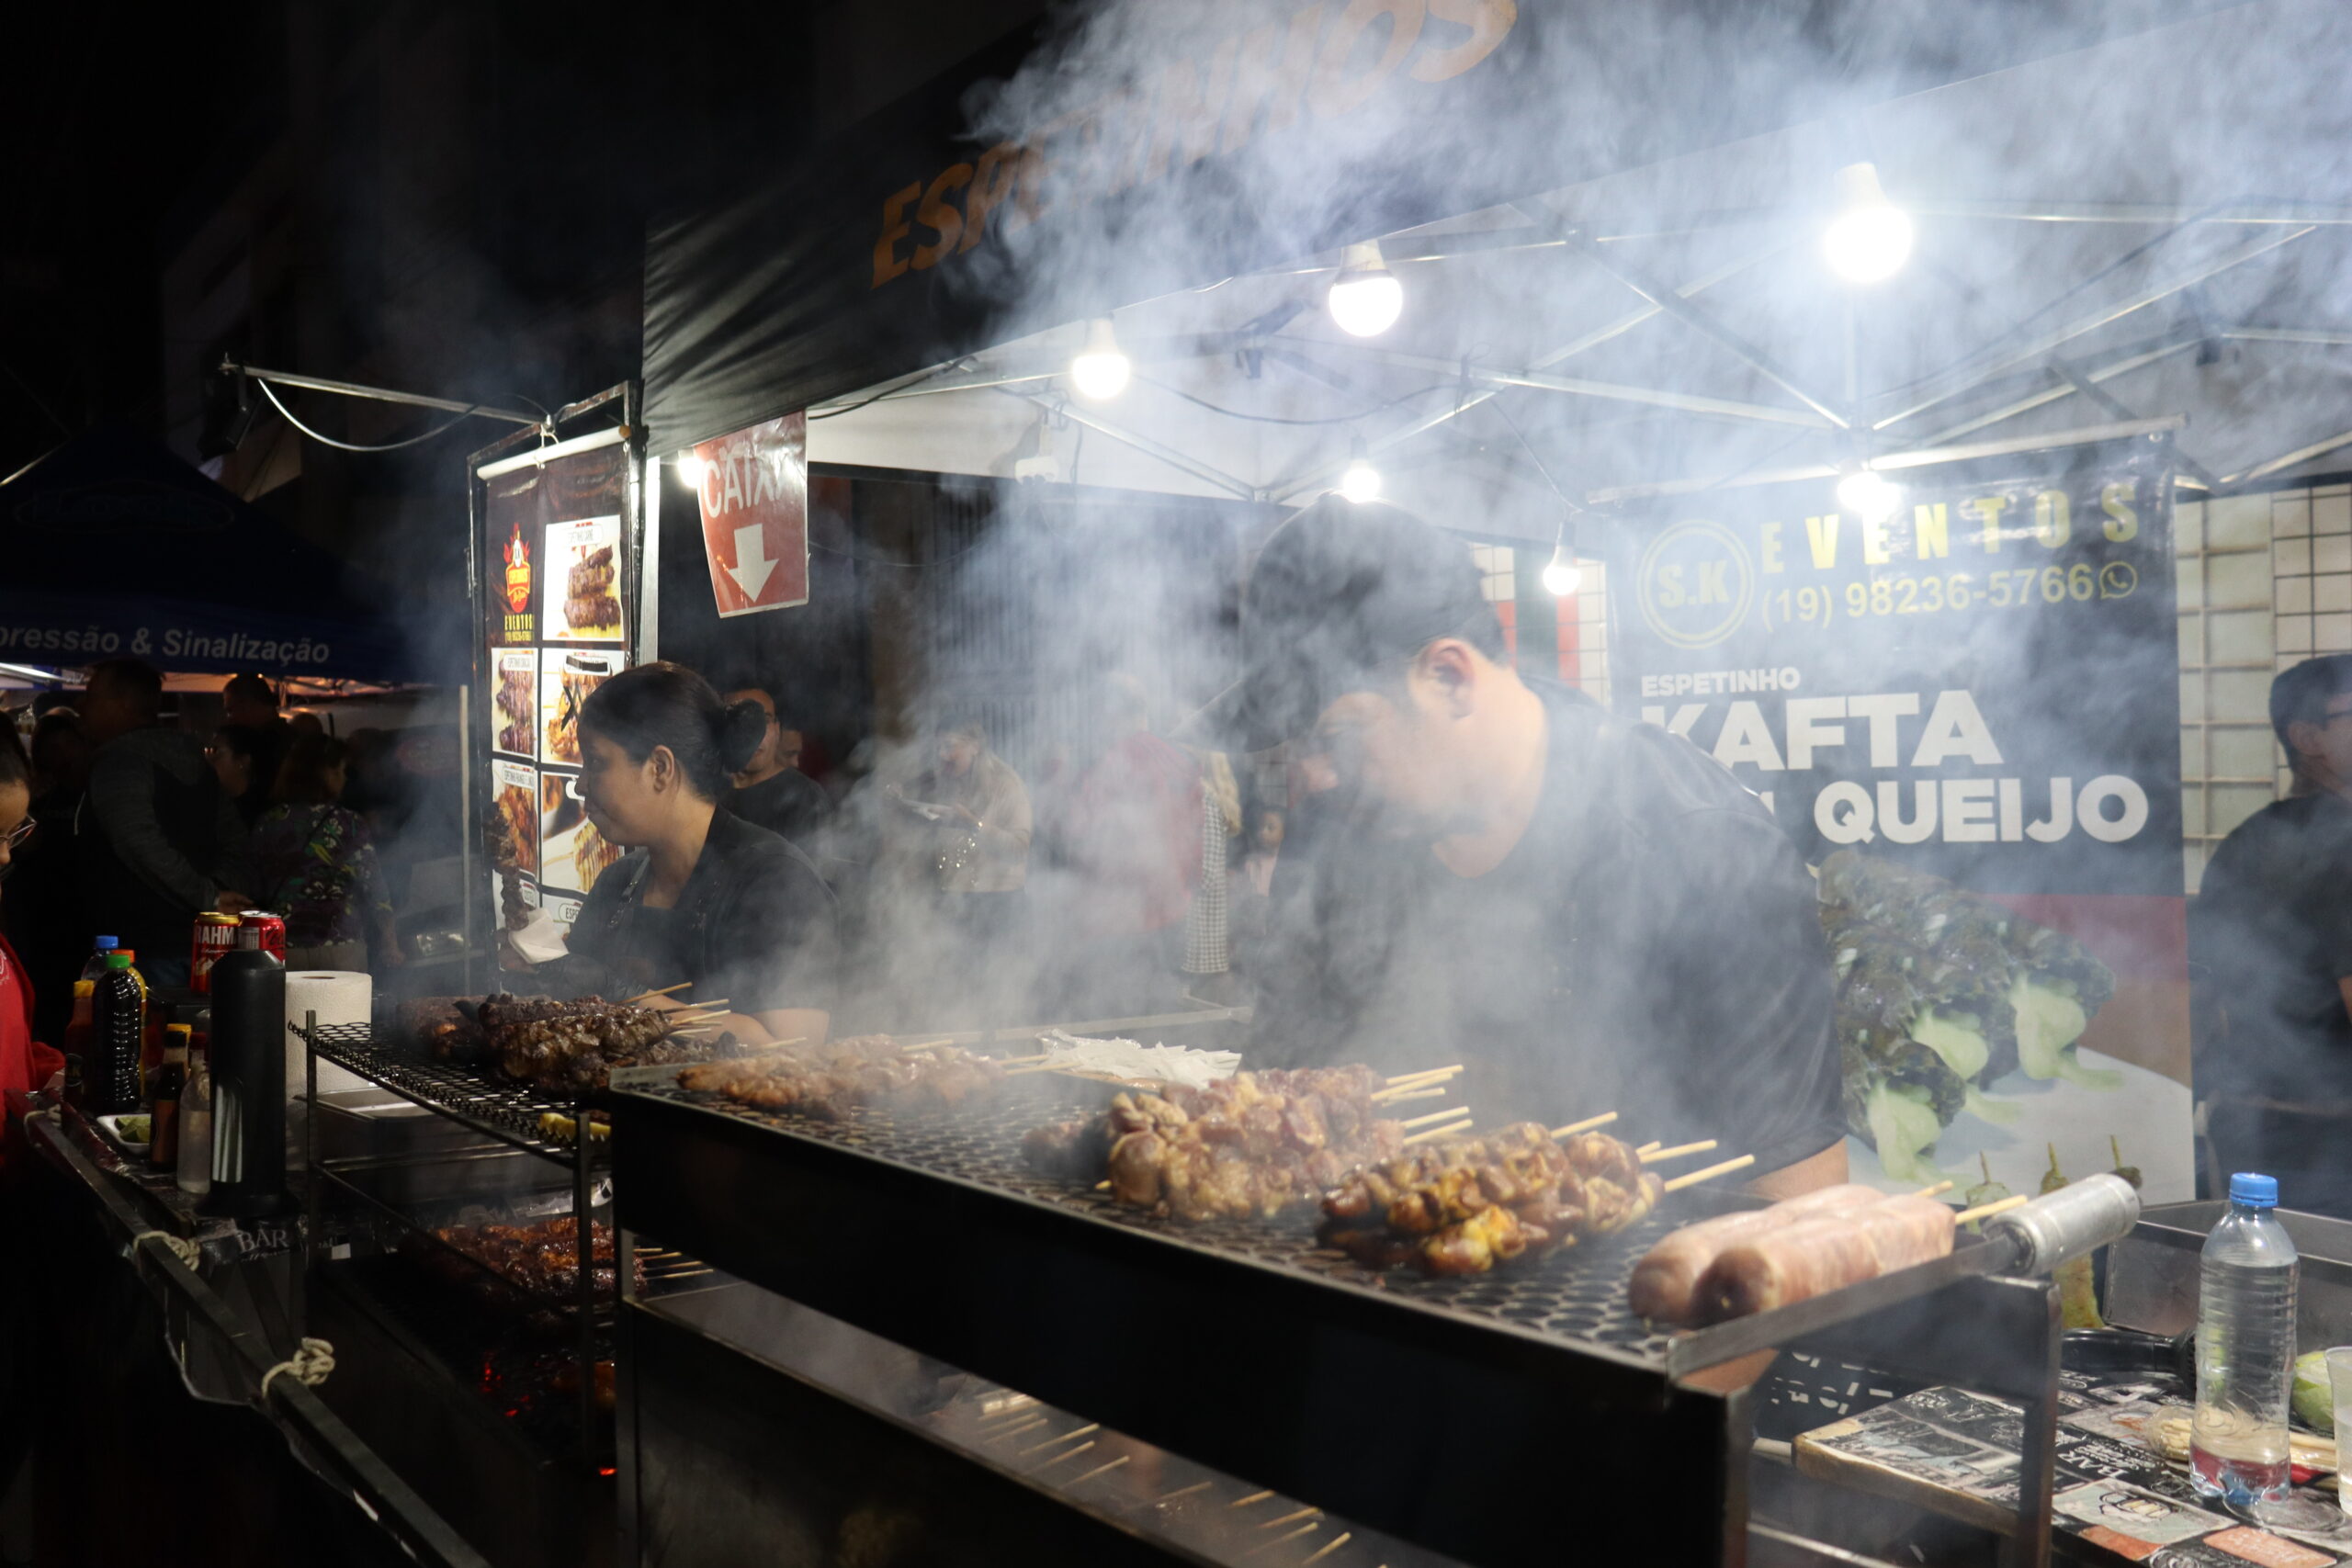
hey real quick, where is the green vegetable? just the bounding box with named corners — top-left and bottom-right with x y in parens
top-left (1912, 1009), bottom-right (1991, 1082)
top-left (2013, 976), bottom-right (2120, 1089)
top-left (1962, 1153), bottom-right (2012, 1233)
top-left (2109, 1134), bottom-right (2143, 1191)
top-left (2295, 1351), bottom-right (2335, 1435)
top-left (1844, 1024), bottom-right (1965, 1184)
top-left (117, 1115), bottom-right (150, 1142)
top-left (1864, 1082), bottom-right (1951, 1185)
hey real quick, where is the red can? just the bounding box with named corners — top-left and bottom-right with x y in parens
top-left (238, 910), bottom-right (288, 965)
top-left (191, 911), bottom-right (241, 993)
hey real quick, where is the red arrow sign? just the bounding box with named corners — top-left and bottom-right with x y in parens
top-left (692, 412), bottom-right (808, 617)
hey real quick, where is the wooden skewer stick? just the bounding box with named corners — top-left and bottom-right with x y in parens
top-left (1242, 1523), bottom-right (1319, 1558)
top-left (1300, 1531), bottom-right (1354, 1565)
top-left (1094, 1180), bottom-right (1112, 1191)
top-left (624, 981), bottom-right (695, 1003)
top-left (1157, 1482), bottom-right (1215, 1503)
top-left (1549, 1111), bottom-right (1619, 1138)
top-left (1400, 1117), bottom-right (1472, 1145)
top-left (1385, 1066), bottom-right (1462, 1086)
top-left (1004, 1063), bottom-right (1066, 1076)
top-left (1261, 1506), bottom-right (1321, 1529)
top-left (1018, 1424), bottom-right (1099, 1456)
top-left (1229, 1491), bottom-right (1276, 1508)
top-left (996, 1053), bottom-right (1051, 1066)
top-left (1373, 1087), bottom-right (1448, 1106)
top-left (669, 998), bottom-right (730, 1013)
top-left (1661, 1154), bottom-right (1756, 1191)
top-left (984, 1416), bottom-right (1050, 1444)
top-left (1635, 1141), bottom-right (1662, 1156)
top-left (1038, 1441), bottom-right (1097, 1467)
top-left (1953, 1192), bottom-right (2030, 1225)
top-left (1640, 1139), bottom-right (1719, 1165)
top-left (1400, 1106), bottom-right (1469, 1128)
top-left (896, 1036), bottom-right (955, 1050)
top-left (1915, 1179), bottom-right (1956, 1199)
top-left (1067, 1455), bottom-right (1131, 1486)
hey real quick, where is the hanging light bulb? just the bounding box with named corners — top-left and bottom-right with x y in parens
top-left (1836, 465), bottom-right (1904, 524)
top-left (1822, 162), bottom-right (1913, 284)
top-left (1327, 240), bottom-right (1405, 337)
top-left (674, 451), bottom-right (707, 489)
top-left (1336, 434), bottom-right (1382, 503)
top-left (1543, 543), bottom-right (1583, 598)
top-left (1069, 317), bottom-right (1131, 400)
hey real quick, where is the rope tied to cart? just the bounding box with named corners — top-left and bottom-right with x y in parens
top-left (258, 1337), bottom-right (338, 1400)
top-left (127, 1229), bottom-right (202, 1272)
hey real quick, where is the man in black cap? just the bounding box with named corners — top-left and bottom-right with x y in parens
top-left (1234, 499), bottom-right (1844, 1195)
top-left (2192, 653), bottom-right (2352, 1214)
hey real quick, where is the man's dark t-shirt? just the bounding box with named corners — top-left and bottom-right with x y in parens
top-left (2191, 792), bottom-right (2352, 1101)
top-left (731, 768), bottom-right (831, 850)
top-left (1255, 683), bottom-right (1843, 1176)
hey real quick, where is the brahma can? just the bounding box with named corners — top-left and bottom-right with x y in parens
top-left (190, 911), bottom-right (242, 993)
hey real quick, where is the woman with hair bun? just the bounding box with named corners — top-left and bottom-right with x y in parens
top-left (550, 662), bottom-right (838, 1044)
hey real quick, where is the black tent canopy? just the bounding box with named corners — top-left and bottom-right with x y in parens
top-left (0, 427), bottom-right (411, 682)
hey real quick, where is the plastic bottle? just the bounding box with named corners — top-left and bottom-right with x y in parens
top-left (88, 953), bottom-right (145, 1116)
top-left (2192, 1172), bottom-right (2299, 1504)
top-left (59, 936), bottom-right (119, 1092)
top-left (175, 1048), bottom-right (212, 1196)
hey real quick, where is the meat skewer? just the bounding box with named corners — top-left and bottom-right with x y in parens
top-left (1629, 1183), bottom-right (1887, 1322)
top-left (677, 1035), bottom-right (1007, 1119)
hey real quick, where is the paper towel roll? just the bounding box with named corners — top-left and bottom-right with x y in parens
top-left (284, 970), bottom-right (372, 1098)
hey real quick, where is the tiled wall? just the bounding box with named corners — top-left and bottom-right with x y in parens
top-left (2177, 482), bottom-right (2351, 892)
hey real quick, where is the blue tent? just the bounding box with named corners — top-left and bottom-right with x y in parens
top-left (0, 428), bottom-right (410, 682)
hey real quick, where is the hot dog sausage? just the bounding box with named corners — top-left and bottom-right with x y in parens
top-left (1628, 1184), bottom-right (1883, 1324)
top-left (1695, 1196), bottom-right (1956, 1324)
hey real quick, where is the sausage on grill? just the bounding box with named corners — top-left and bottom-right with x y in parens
top-left (1627, 1184), bottom-right (1883, 1325)
top-left (1695, 1195), bottom-right (1956, 1324)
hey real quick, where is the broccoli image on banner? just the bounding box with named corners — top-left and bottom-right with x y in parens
top-left (1819, 850), bottom-right (2119, 1181)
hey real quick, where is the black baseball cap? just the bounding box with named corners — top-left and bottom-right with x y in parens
top-left (1198, 497), bottom-right (1493, 750)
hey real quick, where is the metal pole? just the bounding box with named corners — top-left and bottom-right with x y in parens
top-left (226, 359), bottom-right (546, 429)
top-left (1015, 393), bottom-right (1261, 500)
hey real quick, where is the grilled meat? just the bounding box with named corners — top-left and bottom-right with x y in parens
top-left (677, 1036), bottom-right (1006, 1120)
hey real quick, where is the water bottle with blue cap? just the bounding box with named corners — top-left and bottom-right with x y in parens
top-left (2192, 1172), bottom-right (2318, 1525)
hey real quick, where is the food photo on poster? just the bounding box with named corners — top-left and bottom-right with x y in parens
top-left (1610, 436), bottom-right (2191, 1199)
top-left (539, 647), bottom-right (625, 765)
top-left (541, 515), bottom-right (625, 641)
top-left (492, 647), bottom-right (536, 757)
top-left (536, 768), bottom-right (620, 897)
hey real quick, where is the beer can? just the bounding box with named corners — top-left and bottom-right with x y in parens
top-left (237, 911), bottom-right (288, 965)
top-left (191, 912), bottom-right (242, 993)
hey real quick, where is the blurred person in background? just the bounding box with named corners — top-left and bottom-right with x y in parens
top-left (221, 671), bottom-right (292, 816)
top-left (884, 716), bottom-right (1033, 1022)
top-left (206, 724), bottom-right (269, 826)
top-left (1180, 749), bottom-right (1241, 1002)
top-left (726, 684), bottom-right (831, 851)
top-left (75, 659), bottom-right (254, 985)
top-left (0, 724), bottom-right (65, 1115)
top-left (1227, 804), bottom-right (1284, 984)
top-left (2193, 653), bottom-right (2352, 1214)
top-left (533, 663), bottom-right (838, 1044)
top-left (250, 735), bottom-right (400, 972)
top-left (7, 712), bottom-right (95, 1040)
top-left (1044, 675), bottom-right (1202, 1019)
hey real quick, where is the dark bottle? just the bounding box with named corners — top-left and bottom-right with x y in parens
top-left (149, 1025), bottom-right (190, 1169)
top-left (203, 929), bottom-right (290, 1219)
top-left (89, 953), bottom-right (145, 1116)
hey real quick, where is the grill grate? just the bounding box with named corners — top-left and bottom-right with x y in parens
top-left (628, 1077), bottom-right (1693, 1364)
top-left (300, 1021), bottom-right (603, 1168)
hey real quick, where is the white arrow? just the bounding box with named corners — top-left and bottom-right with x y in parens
top-left (726, 523), bottom-right (776, 601)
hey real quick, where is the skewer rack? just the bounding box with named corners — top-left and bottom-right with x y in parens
top-left (607, 1072), bottom-right (2066, 1568)
top-left (296, 1018), bottom-right (624, 1470)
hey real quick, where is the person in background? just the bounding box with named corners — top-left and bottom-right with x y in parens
top-left (878, 717), bottom-right (1032, 1025)
top-left (2193, 653), bottom-right (2352, 1215)
top-left (221, 671), bottom-right (292, 818)
top-left (7, 713), bottom-right (94, 1042)
top-left (1180, 749), bottom-right (1241, 1002)
top-left (76, 659), bottom-right (254, 985)
top-left (1227, 804), bottom-right (1284, 982)
top-left (725, 684), bottom-right (831, 851)
top-left (1047, 676), bottom-right (1203, 1018)
top-left (250, 736), bottom-right (400, 972)
top-left (541, 663), bottom-right (838, 1044)
top-left (206, 724), bottom-right (269, 826)
top-left (287, 709), bottom-right (326, 738)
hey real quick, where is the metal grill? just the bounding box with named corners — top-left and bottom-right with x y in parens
top-left (630, 1077), bottom-right (1690, 1363)
top-left (300, 1021), bottom-right (602, 1168)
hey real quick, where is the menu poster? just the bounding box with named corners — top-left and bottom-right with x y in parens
top-left (492, 760), bottom-right (539, 878)
top-left (542, 516), bottom-right (625, 642)
top-left (483, 470), bottom-right (543, 648)
top-left (492, 649), bottom-right (537, 758)
top-left (537, 770), bottom-right (623, 896)
top-left (540, 648), bottom-right (625, 766)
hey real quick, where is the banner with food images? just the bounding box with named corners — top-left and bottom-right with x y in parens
top-left (476, 440), bottom-right (638, 936)
top-left (1607, 435), bottom-right (2190, 1201)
